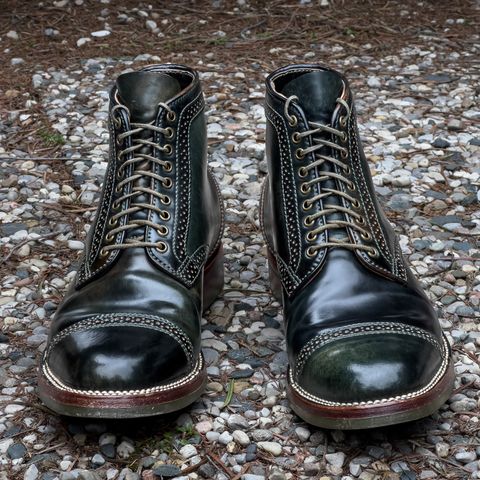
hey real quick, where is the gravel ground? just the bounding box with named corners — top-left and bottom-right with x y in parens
top-left (1, 1), bottom-right (480, 480)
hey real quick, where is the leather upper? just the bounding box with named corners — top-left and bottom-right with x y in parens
top-left (262, 64), bottom-right (449, 404)
top-left (42, 65), bottom-right (223, 392)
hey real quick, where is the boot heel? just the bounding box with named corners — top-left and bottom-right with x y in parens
top-left (203, 244), bottom-right (224, 310)
top-left (267, 249), bottom-right (283, 304)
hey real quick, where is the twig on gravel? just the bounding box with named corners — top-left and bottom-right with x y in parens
top-left (0, 231), bottom-right (58, 266)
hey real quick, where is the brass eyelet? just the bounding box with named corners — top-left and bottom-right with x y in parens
top-left (116, 136), bottom-right (122, 146)
top-left (116, 169), bottom-right (123, 180)
top-left (292, 132), bottom-right (301, 144)
top-left (167, 111), bottom-right (176, 122)
top-left (165, 127), bottom-right (174, 139)
top-left (288, 115), bottom-right (298, 127)
top-left (361, 232), bottom-right (372, 241)
top-left (343, 165), bottom-right (351, 175)
top-left (157, 226), bottom-right (168, 236)
top-left (108, 217), bottom-right (118, 227)
top-left (298, 167), bottom-right (308, 178)
top-left (339, 116), bottom-right (347, 128)
top-left (160, 211), bottom-right (171, 221)
top-left (341, 149), bottom-right (348, 159)
top-left (306, 231), bottom-right (317, 242)
top-left (302, 200), bottom-right (312, 211)
top-left (300, 183), bottom-right (311, 194)
top-left (368, 248), bottom-right (379, 259)
top-left (113, 117), bottom-right (122, 129)
top-left (295, 148), bottom-right (305, 160)
top-left (105, 232), bottom-right (115, 242)
top-left (163, 178), bottom-right (173, 189)
top-left (306, 246), bottom-right (318, 258)
top-left (352, 199), bottom-right (360, 209)
top-left (164, 161), bottom-right (173, 172)
top-left (347, 182), bottom-right (356, 192)
top-left (99, 247), bottom-right (109, 258)
top-left (304, 216), bottom-right (314, 227)
top-left (340, 132), bottom-right (348, 143)
top-left (164, 144), bottom-right (173, 156)
top-left (357, 217), bottom-right (366, 225)
top-left (156, 242), bottom-right (168, 253)
top-left (161, 196), bottom-right (171, 205)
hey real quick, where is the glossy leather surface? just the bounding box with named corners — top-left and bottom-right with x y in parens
top-left (43, 65), bottom-right (223, 393)
top-left (263, 64), bottom-right (448, 404)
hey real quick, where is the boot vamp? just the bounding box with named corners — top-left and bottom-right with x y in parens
top-left (285, 248), bottom-right (440, 358)
top-left (44, 248), bottom-right (201, 392)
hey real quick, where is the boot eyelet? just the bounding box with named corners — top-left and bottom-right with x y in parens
top-left (156, 242), bottom-right (168, 253)
top-left (340, 132), bottom-right (348, 143)
top-left (105, 232), bottom-right (115, 242)
top-left (157, 226), bottom-right (168, 236)
top-left (163, 178), bottom-right (173, 189)
top-left (165, 127), bottom-right (174, 139)
top-left (292, 132), bottom-right (301, 144)
top-left (99, 247), bottom-right (109, 258)
top-left (341, 149), bottom-right (348, 159)
top-left (302, 200), bottom-right (312, 211)
top-left (167, 111), bottom-right (176, 122)
top-left (304, 216), bottom-right (314, 227)
top-left (288, 115), bottom-right (298, 127)
top-left (298, 167), bottom-right (308, 178)
top-left (164, 144), bottom-right (173, 156)
top-left (368, 247), bottom-right (379, 259)
top-left (116, 169), bottom-right (123, 181)
top-left (160, 210), bottom-right (171, 221)
top-left (295, 148), bottom-right (305, 160)
top-left (306, 231), bottom-right (317, 242)
top-left (339, 116), bottom-right (347, 128)
top-left (161, 196), bottom-right (171, 206)
top-left (300, 183), bottom-right (311, 194)
top-left (113, 117), bottom-right (122, 129)
top-left (347, 182), bottom-right (356, 192)
top-left (352, 199), bottom-right (360, 209)
top-left (357, 217), bottom-right (366, 225)
top-left (343, 165), bottom-right (351, 175)
top-left (164, 161), bottom-right (173, 172)
top-left (115, 184), bottom-right (123, 194)
top-left (361, 232), bottom-right (372, 241)
top-left (108, 217), bottom-right (118, 227)
top-left (116, 136), bottom-right (123, 146)
top-left (306, 246), bottom-right (318, 258)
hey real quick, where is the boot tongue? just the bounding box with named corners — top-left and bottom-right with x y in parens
top-left (115, 71), bottom-right (182, 242)
top-left (283, 70), bottom-right (347, 245)
top-left (116, 71), bottom-right (181, 122)
top-left (281, 70), bottom-right (343, 123)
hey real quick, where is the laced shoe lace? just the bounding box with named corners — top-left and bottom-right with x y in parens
top-left (284, 95), bottom-right (378, 259)
top-left (100, 102), bottom-right (176, 257)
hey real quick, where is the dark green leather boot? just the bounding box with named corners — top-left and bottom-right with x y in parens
top-left (38, 65), bottom-right (224, 418)
top-left (262, 64), bottom-right (454, 429)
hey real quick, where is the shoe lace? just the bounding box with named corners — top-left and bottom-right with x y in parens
top-left (100, 102), bottom-right (176, 257)
top-left (284, 95), bottom-right (378, 259)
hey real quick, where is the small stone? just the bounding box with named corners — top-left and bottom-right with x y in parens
top-left (6, 30), bottom-right (19, 40)
top-left (257, 441), bottom-right (282, 456)
top-left (179, 444), bottom-right (197, 459)
top-left (228, 414), bottom-right (249, 430)
top-left (295, 426), bottom-right (310, 442)
top-left (218, 431), bottom-right (233, 445)
top-left (432, 137), bottom-right (450, 148)
top-left (233, 430), bottom-right (250, 446)
top-left (196, 421), bottom-right (213, 434)
top-left (77, 37), bottom-right (91, 47)
top-left (325, 452), bottom-right (346, 468)
top-left (68, 240), bottom-right (85, 250)
top-left (146, 20), bottom-right (157, 31)
top-left (455, 451), bottom-right (477, 464)
top-left (24, 464), bottom-right (39, 480)
top-left (435, 442), bottom-right (450, 458)
top-left (152, 465), bottom-right (181, 478)
top-left (117, 440), bottom-right (135, 459)
top-left (91, 30), bottom-right (111, 37)
top-left (7, 442), bottom-right (27, 459)
top-left (91, 453), bottom-right (105, 466)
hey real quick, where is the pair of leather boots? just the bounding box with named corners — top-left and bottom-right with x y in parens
top-left (38, 64), bottom-right (454, 430)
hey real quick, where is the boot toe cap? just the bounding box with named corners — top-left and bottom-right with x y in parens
top-left (294, 331), bottom-right (446, 405)
top-left (43, 315), bottom-right (195, 393)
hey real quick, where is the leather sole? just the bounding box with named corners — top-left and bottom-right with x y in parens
top-left (267, 250), bottom-right (455, 429)
top-left (37, 245), bottom-right (224, 418)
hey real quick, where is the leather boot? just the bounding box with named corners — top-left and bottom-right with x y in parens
top-left (38, 65), bottom-right (224, 418)
top-left (262, 64), bottom-right (454, 429)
